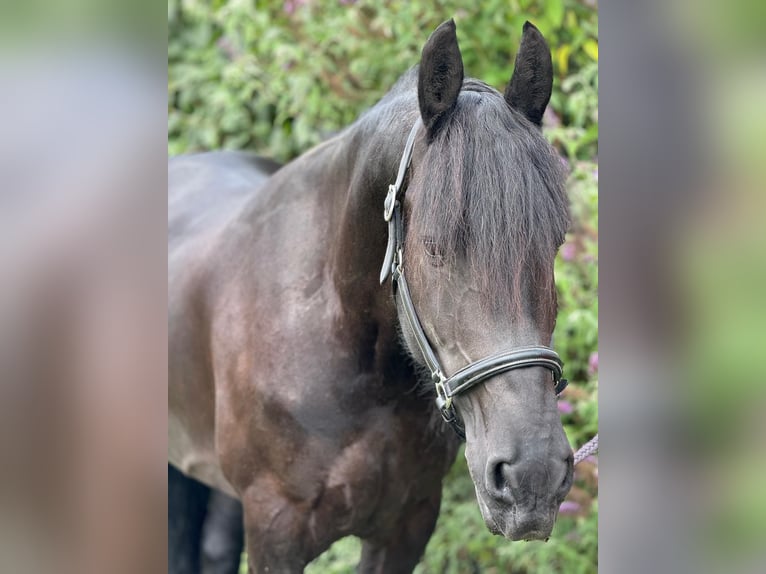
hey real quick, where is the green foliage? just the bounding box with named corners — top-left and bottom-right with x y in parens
top-left (553, 157), bottom-right (598, 449)
top-left (305, 536), bottom-right (361, 574)
top-left (174, 2), bottom-right (598, 573)
top-left (169, 0), bottom-right (598, 161)
top-left (548, 61), bottom-right (599, 159)
top-left (554, 161), bottom-right (598, 372)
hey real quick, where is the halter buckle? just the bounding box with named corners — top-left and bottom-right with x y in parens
top-left (434, 376), bottom-right (452, 411)
top-left (391, 248), bottom-right (403, 281)
top-left (383, 184), bottom-right (397, 222)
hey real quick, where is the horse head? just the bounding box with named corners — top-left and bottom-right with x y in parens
top-left (390, 20), bottom-right (573, 541)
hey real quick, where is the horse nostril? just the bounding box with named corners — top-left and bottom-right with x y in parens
top-left (558, 453), bottom-right (575, 495)
top-left (489, 455), bottom-right (573, 503)
top-left (489, 460), bottom-right (519, 501)
top-left (493, 461), bottom-right (509, 492)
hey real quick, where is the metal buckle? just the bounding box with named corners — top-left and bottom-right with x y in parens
top-left (390, 244), bottom-right (403, 283)
top-left (433, 375), bottom-right (452, 414)
top-left (391, 248), bottom-right (403, 280)
top-left (383, 184), bottom-right (397, 222)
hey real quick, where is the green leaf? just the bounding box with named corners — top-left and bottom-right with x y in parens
top-left (584, 39), bottom-right (599, 62)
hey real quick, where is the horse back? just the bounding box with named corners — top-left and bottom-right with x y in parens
top-left (169, 151), bottom-right (281, 248)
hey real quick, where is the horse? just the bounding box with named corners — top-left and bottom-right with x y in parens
top-left (169, 19), bottom-right (573, 573)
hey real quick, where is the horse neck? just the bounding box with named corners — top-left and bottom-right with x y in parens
top-left (240, 95), bottom-right (420, 377)
top-left (327, 97), bottom-right (420, 322)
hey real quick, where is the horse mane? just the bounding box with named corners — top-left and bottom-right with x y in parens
top-left (403, 76), bottom-right (570, 320)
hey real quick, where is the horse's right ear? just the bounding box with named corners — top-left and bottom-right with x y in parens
top-left (418, 19), bottom-right (464, 139)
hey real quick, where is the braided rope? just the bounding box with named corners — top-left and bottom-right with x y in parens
top-left (573, 434), bottom-right (599, 466)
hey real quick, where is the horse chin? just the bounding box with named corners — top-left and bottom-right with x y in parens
top-left (476, 493), bottom-right (557, 541)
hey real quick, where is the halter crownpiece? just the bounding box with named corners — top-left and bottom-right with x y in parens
top-left (380, 119), bottom-right (568, 438)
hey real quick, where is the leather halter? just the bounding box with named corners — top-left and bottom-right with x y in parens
top-left (379, 119), bottom-right (568, 438)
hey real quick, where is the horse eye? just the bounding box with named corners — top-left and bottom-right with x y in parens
top-left (423, 237), bottom-right (445, 267)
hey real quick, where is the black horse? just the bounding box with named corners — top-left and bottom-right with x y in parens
top-left (169, 20), bottom-right (572, 573)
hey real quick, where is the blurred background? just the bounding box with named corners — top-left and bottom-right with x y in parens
top-left (169, 1), bottom-right (599, 572)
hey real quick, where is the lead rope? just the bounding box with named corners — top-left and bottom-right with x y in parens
top-left (573, 433), bottom-right (599, 466)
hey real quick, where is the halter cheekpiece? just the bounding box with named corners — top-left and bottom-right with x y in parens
top-left (380, 119), bottom-right (568, 439)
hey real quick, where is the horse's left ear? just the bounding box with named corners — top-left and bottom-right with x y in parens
top-left (504, 22), bottom-right (553, 127)
top-left (418, 19), bottom-right (464, 139)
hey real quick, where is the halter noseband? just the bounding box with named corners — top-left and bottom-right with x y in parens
top-left (379, 119), bottom-right (568, 438)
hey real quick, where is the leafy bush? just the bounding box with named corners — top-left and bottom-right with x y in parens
top-left (169, 0), bottom-right (598, 161)
top-left (169, 2), bottom-right (598, 572)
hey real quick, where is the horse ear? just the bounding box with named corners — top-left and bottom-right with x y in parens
top-left (418, 19), bottom-right (464, 139)
top-left (504, 21), bottom-right (553, 127)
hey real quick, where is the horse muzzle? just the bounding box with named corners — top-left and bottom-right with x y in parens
top-left (474, 452), bottom-right (573, 541)
top-left (478, 494), bottom-right (559, 541)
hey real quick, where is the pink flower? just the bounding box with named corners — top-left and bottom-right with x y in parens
top-left (558, 401), bottom-right (573, 415)
top-left (561, 242), bottom-right (576, 261)
top-left (545, 107), bottom-right (562, 128)
top-left (588, 351), bottom-right (598, 376)
top-left (283, 0), bottom-right (307, 14)
top-left (559, 501), bottom-right (581, 515)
